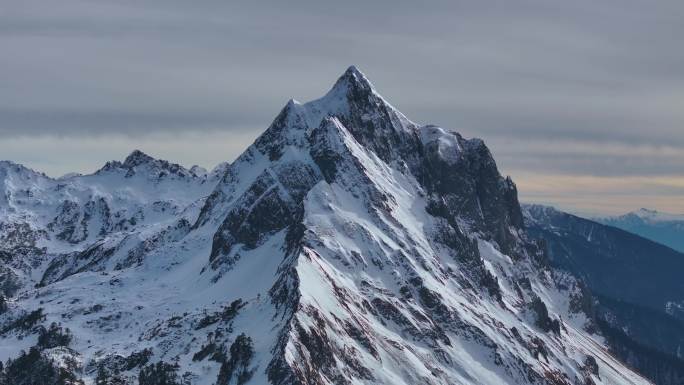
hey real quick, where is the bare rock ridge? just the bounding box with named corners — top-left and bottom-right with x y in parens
top-left (0, 67), bottom-right (650, 385)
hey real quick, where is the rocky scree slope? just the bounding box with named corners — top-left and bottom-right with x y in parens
top-left (0, 67), bottom-right (649, 385)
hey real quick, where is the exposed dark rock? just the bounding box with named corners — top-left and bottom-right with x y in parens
top-left (195, 299), bottom-right (245, 330)
top-left (138, 361), bottom-right (181, 385)
top-left (208, 159), bottom-right (320, 270)
top-left (0, 347), bottom-right (84, 385)
top-left (40, 242), bottom-right (117, 286)
top-left (582, 355), bottom-right (599, 378)
top-left (529, 296), bottom-right (561, 335)
top-left (121, 349), bottom-right (153, 372)
top-left (1, 308), bottom-right (44, 335)
top-left (89, 348), bottom-right (152, 382)
top-left (37, 322), bottom-right (73, 349)
top-left (192, 342), bottom-right (222, 362)
top-left (419, 136), bottom-right (523, 255)
top-left (95, 366), bottom-right (127, 385)
top-left (430, 216), bottom-right (502, 300)
top-left (342, 320), bottom-right (380, 360)
top-left (123, 150), bottom-right (155, 168)
top-left (216, 334), bottom-right (255, 385)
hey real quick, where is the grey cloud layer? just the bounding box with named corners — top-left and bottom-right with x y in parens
top-left (1, 0), bottom-right (683, 212)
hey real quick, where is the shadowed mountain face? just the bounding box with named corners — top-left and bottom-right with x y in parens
top-left (596, 209), bottom-right (684, 253)
top-left (524, 205), bottom-right (684, 318)
top-left (0, 68), bottom-right (650, 385)
top-left (524, 204), bottom-right (684, 384)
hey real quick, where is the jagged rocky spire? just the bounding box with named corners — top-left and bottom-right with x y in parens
top-left (326, 65), bottom-right (376, 97)
top-left (123, 149), bottom-right (155, 168)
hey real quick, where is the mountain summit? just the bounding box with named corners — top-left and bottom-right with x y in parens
top-left (596, 208), bottom-right (684, 253)
top-left (331, 65), bottom-right (376, 93)
top-left (0, 67), bottom-right (649, 385)
top-left (122, 149), bottom-right (156, 168)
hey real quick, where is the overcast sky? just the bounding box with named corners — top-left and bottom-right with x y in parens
top-left (2, 0), bottom-right (683, 215)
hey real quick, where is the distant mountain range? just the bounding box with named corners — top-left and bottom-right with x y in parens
top-left (595, 208), bottom-right (684, 253)
top-left (524, 204), bottom-right (684, 385)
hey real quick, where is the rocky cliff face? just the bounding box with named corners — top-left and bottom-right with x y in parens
top-left (0, 67), bottom-right (650, 385)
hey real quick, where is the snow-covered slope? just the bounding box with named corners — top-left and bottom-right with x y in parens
top-left (0, 67), bottom-right (650, 385)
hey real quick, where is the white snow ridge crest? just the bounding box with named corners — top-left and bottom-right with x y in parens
top-left (0, 67), bottom-right (649, 385)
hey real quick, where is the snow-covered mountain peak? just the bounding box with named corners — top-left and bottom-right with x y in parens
top-left (595, 207), bottom-right (684, 224)
top-left (594, 207), bottom-right (684, 252)
top-left (0, 68), bottom-right (652, 385)
top-left (0, 160), bottom-right (47, 179)
top-left (189, 165), bottom-right (208, 177)
top-left (314, 66), bottom-right (413, 130)
top-left (631, 208), bottom-right (684, 222)
top-left (637, 208), bottom-right (657, 215)
top-left (327, 65), bottom-right (375, 97)
top-left (122, 149), bottom-right (156, 168)
top-left (95, 149), bottom-right (198, 182)
top-left (250, 66), bottom-right (423, 171)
